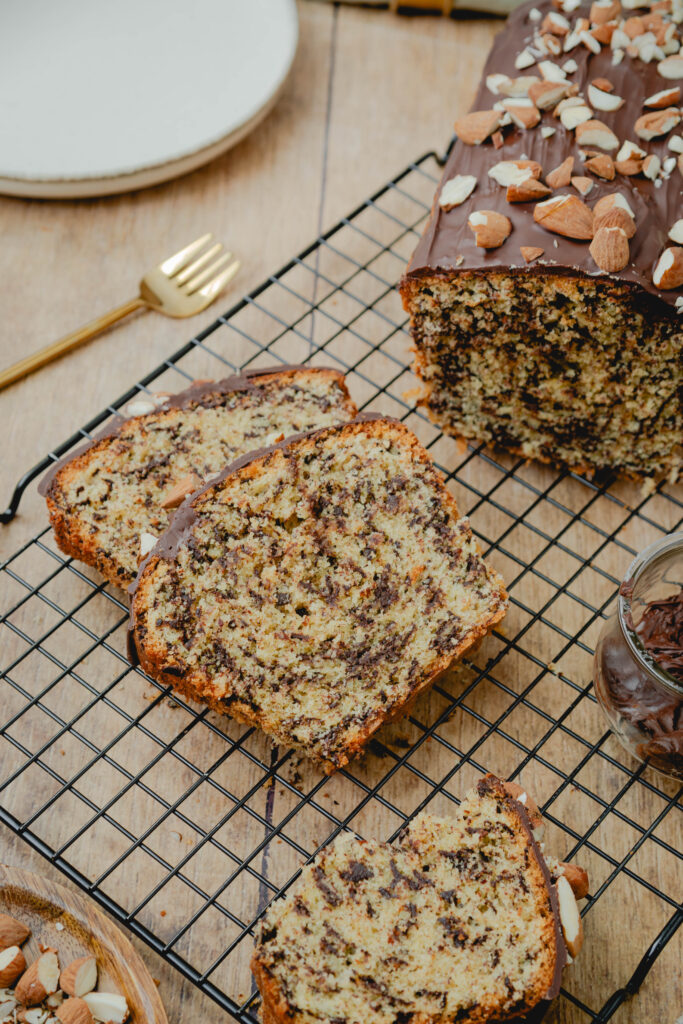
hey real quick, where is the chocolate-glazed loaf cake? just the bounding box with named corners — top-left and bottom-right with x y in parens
top-left (252, 775), bottom-right (586, 1024)
top-left (128, 417), bottom-right (507, 772)
top-left (400, 0), bottom-right (683, 480)
top-left (40, 366), bottom-right (357, 589)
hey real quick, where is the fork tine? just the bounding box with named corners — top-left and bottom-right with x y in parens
top-left (196, 259), bottom-right (241, 302)
top-left (185, 252), bottom-right (235, 294)
top-left (159, 233), bottom-right (214, 276)
top-left (175, 243), bottom-right (225, 286)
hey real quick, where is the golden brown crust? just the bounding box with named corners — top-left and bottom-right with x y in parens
top-left (131, 417), bottom-right (507, 773)
top-left (43, 367), bottom-right (356, 589)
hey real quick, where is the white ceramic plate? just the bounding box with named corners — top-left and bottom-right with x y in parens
top-left (0, 0), bottom-right (298, 198)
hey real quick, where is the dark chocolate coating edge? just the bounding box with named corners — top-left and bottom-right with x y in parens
top-left (405, 0), bottom-right (682, 313)
top-left (477, 774), bottom-right (567, 1001)
top-left (126, 412), bottom-right (394, 667)
top-left (38, 364), bottom-right (345, 499)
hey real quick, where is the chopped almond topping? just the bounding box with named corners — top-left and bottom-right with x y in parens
top-left (594, 207), bottom-right (636, 238)
top-left (520, 246), bottom-right (545, 262)
top-left (546, 156), bottom-right (574, 188)
top-left (533, 194), bottom-right (594, 239)
top-left (467, 210), bottom-right (513, 248)
top-left (584, 154), bottom-right (615, 179)
top-left (507, 179), bottom-right (553, 202)
top-left (591, 77), bottom-right (614, 92)
top-left (454, 110), bottom-right (502, 145)
top-left (571, 175), bottom-right (594, 195)
top-left (590, 226), bottom-right (630, 271)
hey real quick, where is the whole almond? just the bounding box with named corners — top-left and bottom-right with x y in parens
top-left (534, 194), bottom-right (594, 239)
top-left (546, 156), bottom-right (574, 189)
top-left (593, 193), bottom-right (635, 219)
top-left (520, 246), bottom-right (545, 262)
top-left (585, 154), bottom-right (615, 179)
top-left (507, 179), bottom-right (553, 202)
top-left (594, 206), bottom-right (636, 238)
top-left (454, 110), bottom-right (502, 145)
top-left (590, 226), bottom-right (630, 271)
top-left (0, 914), bottom-right (30, 952)
top-left (653, 247), bottom-right (683, 289)
top-left (467, 210), bottom-right (512, 248)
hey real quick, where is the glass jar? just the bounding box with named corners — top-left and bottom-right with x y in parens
top-left (594, 532), bottom-right (683, 781)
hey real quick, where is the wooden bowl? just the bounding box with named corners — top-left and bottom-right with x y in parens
top-left (0, 864), bottom-right (168, 1024)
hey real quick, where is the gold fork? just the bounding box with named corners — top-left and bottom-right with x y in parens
top-left (0, 234), bottom-right (240, 392)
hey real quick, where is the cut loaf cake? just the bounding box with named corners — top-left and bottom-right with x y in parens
top-left (128, 417), bottom-right (507, 771)
top-left (40, 366), bottom-right (357, 588)
top-left (252, 774), bottom-right (586, 1024)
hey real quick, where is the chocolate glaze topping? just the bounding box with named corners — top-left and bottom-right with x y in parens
top-left (126, 413), bottom-right (394, 667)
top-left (631, 588), bottom-right (683, 681)
top-left (38, 364), bottom-right (344, 499)
top-left (407, 0), bottom-right (682, 311)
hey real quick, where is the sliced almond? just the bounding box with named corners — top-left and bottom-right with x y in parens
top-left (584, 153), bottom-right (616, 179)
top-left (560, 104), bottom-right (593, 129)
top-left (0, 916), bottom-right (30, 952)
top-left (467, 210), bottom-right (512, 248)
top-left (590, 225), bottom-right (630, 270)
top-left (546, 156), bottom-right (575, 188)
top-left (634, 107), bottom-right (681, 140)
top-left (594, 206), bottom-right (637, 238)
top-left (0, 946), bottom-right (26, 988)
top-left (571, 175), bottom-right (594, 195)
top-left (439, 175), bottom-right (478, 209)
top-left (534, 194), bottom-right (594, 238)
top-left (575, 119), bottom-right (619, 150)
top-left (591, 76), bottom-right (614, 91)
top-left (521, 246), bottom-right (545, 262)
top-left (669, 219), bottom-right (683, 243)
top-left (658, 54), bottom-right (683, 78)
top-left (488, 160), bottom-right (543, 186)
top-left (507, 179), bottom-right (553, 201)
top-left (454, 110), bottom-right (502, 144)
top-left (15, 952), bottom-right (60, 1007)
top-left (508, 105), bottom-right (541, 129)
top-left (590, 0), bottom-right (621, 24)
top-left (593, 192), bottom-right (635, 219)
top-left (529, 80), bottom-right (569, 109)
top-left (558, 862), bottom-right (590, 900)
top-left (56, 999), bottom-right (94, 1024)
top-left (644, 86), bottom-right (682, 108)
top-left (59, 959), bottom-right (97, 1000)
top-left (653, 247), bottom-right (683, 288)
top-left (587, 83), bottom-right (624, 110)
top-left (160, 473), bottom-right (202, 510)
top-left (642, 153), bottom-right (661, 179)
top-left (82, 993), bottom-right (129, 1024)
top-left (557, 874), bottom-right (584, 957)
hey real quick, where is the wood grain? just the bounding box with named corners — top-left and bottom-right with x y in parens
top-left (0, 5), bottom-right (680, 1024)
top-left (0, 864), bottom-right (167, 1023)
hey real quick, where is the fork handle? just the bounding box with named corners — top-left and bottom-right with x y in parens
top-left (0, 296), bottom-right (146, 392)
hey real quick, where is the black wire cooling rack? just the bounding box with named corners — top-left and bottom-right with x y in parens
top-left (1, 151), bottom-right (682, 1024)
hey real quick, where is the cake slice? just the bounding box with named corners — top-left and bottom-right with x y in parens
top-left (251, 774), bottom-right (586, 1024)
top-left (128, 417), bottom-right (507, 771)
top-left (39, 366), bottom-right (357, 588)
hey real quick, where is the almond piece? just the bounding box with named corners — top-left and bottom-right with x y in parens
top-left (0, 946), bottom-right (26, 987)
top-left (557, 875), bottom-right (584, 957)
top-left (546, 156), bottom-right (575, 188)
top-left (634, 107), bottom-right (681, 140)
top-left (591, 76), bottom-right (614, 91)
top-left (542, 10), bottom-right (571, 34)
top-left (508, 105), bottom-right (542, 129)
top-left (507, 179), bottom-right (553, 202)
top-left (529, 80), bottom-right (569, 109)
top-left (614, 157), bottom-right (643, 175)
top-left (500, 780), bottom-right (544, 839)
top-left (439, 175), bottom-right (477, 209)
top-left (82, 993), bottom-right (129, 1024)
top-left (644, 86), bottom-right (681, 108)
top-left (575, 119), bottom-right (619, 150)
top-left (59, 958), bottom-right (97, 1000)
top-left (534, 194), bottom-right (594, 238)
top-left (492, 130), bottom-right (504, 149)
top-left (658, 55), bottom-right (683, 79)
top-left (590, 0), bottom-right (620, 24)
top-left (669, 219), bottom-right (683, 244)
top-left (584, 154), bottom-right (616, 179)
top-left (587, 83), bottom-right (624, 111)
top-left (590, 225), bottom-right (630, 270)
top-left (653, 247), bottom-right (683, 288)
top-left (558, 862), bottom-right (590, 900)
top-left (160, 473), bottom-right (202, 510)
top-left (594, 206), bottom-right (637, 238)
top-left (593, 192), bottom-right (635, 219)
top-left (642, 154), bottom-right (661, 180)
top-left (591, 22), bottom-right (615, 44)
top-left (521, 246), bottom-right (545, 262)
top-left (15, 951), bottom-right (60, 1007)
top-left (498, 75), bottom-right (542, 97)
top-left (488, 160), bottom-right (543, 186)
top-left (139, 531), bottom-right (157, 558)
top-left (57, 999), bottom-right (94, 1024)
top-left (571, 175), bottom-right (594, 195)
top-left (467, 210), bottom-right (512, 248)
top-left (560, 104), bottom-right (593, 130)
top-left (454, 110), bottom-right (502, 144)
top-left (0, 915), bottom-right (30, 952)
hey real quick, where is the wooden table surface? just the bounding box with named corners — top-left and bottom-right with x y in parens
top-left (0, 4), bottom-right (680, 1024)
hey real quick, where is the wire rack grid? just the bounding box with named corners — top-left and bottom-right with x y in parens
top-left (0, 151), bottom-right (681, 1024)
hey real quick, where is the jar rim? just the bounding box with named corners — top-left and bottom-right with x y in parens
top-left (617, 531), bottom-right (683, 696)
